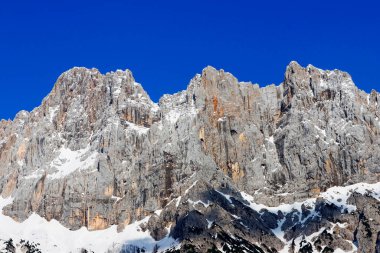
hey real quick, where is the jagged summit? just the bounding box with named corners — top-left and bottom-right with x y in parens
top-left (0, 63), bottom-right (380, 252)
top-left (4, 62), bottom-right (377, 124)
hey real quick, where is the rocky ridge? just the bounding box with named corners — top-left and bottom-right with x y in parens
top-left (0, 62), bottom-right (379, 252)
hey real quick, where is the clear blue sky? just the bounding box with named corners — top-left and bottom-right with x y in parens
top-left (0, 0), bottom-right (379, 120)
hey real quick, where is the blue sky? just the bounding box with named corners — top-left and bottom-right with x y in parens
top-left (0, 0), bottom-right (379, 119)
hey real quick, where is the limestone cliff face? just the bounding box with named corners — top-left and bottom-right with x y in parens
top-left (0, 62), bottom-right (379, 252)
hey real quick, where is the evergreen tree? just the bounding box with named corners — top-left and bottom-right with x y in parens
top-left (4, 239), bottom-right (15, 253)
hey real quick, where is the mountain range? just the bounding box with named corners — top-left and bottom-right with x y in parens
top-left (0, 62), bottom-right (379, 253)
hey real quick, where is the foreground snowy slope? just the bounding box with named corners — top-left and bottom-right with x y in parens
top-left (1, 181), bottom-right (380, 252)
top-left (0, 196), bottom-right (178, 252)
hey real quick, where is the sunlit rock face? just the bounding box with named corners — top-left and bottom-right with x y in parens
top-left (0, 62), bottom-right (379, 252)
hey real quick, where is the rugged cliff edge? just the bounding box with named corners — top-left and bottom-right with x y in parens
top-left (0, 62), bottom-right (379, 252)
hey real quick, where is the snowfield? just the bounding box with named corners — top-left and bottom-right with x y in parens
top-left (1, 181), bottom-right (380, 252)
top-left (0, 197), bottom-right (178, 253)
top-left (233, 182), bottom-right (380, 253)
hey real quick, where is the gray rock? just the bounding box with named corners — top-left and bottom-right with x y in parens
top-left (0, 62), bottom-right (379, 252)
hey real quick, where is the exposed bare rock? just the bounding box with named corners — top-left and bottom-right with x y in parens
top-left (0, 62), bottom-right (379, 252)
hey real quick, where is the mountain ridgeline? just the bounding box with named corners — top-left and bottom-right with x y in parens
top-left (0, 62), bottom-right (380, 252)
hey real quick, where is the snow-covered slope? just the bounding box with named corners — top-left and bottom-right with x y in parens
top-left (2, 181), bottom-right (379, 252)
top-left (0, 197), bottom-right (178, 253)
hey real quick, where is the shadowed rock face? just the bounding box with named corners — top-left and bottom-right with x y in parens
top-left (0, 62), bottom-right (379, 252)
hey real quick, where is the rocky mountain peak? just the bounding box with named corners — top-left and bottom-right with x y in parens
top-left (285, 61), bottom-right (355, 92)
top-left (281, 61), bottom-right (361, 114)
top-left (0, 62), bottom-right (380, 252)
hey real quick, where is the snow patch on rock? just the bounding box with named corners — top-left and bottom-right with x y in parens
top-left (48, 145), bottom-right (98, 180)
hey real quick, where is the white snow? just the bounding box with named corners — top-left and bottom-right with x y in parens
top-left (217, 117), bottom-right (227, 122)
top-left (187, 199), bottom-right (211, 208)
top-left (241, 191), bottom-right (315, 214)
top-left (275, 192), bottom-right (290, 197)
top-left (214, 190), bottom-right (233, 204)
top-left (151, 104), bottom-right (160, 114)
top-left (241, 182), bottom-right (380, 217)
top-left (165, 109), bottom-right (181, 124)
top-left (286, 227), bottom-right (326, 253)
top-left (112, 77), bottom-right (122, 96)
top-left (48, 106), bottom-right (59, 123)
top-left (0, 197), bottom-right (178, 253)
top-left (327, 70), bottom-right (334, 76)
top-left (319, 79), bottom-right (328, 89)
top-left (320, 182), bottom-right (380, 212)
top-left (340, 80), bottom-right (356, 99)
top-left (48, 145), bottom-right (98, 180)
top-left (126, 122), bottom-right (150, 135)
top-left (161, 93), bottom-right (198, 126)
top-left (184, 180), bottom-right (198, 195)
top-left (314, 125), bottom-right (326, 136)
top-left (111, 195), bottom-right (122, 202)
top-left (17, 160), bottom-right (24, 167)
top-left (272, 217), bottom-right (287, 243)
top-left (175, 196), bottom-right (182, 207)
top-left (24, 169), bottom-right (45, 180)
top-left (206, 219), bottom-right (213, 229)
top-left (238, 182), bottom-right (380, 252)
